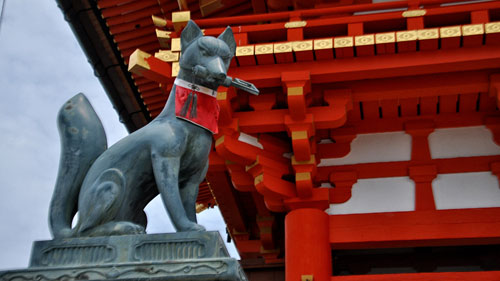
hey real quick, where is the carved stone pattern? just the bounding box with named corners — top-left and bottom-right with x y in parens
top-left (0, 261), bottom-right (231, 281)
top-left (40, 245), bottom-right (115, 266)
top-left (133, 240), bottom-right (206, 261)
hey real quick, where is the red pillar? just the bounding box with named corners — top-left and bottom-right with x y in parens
top-left (286, 208), bottom-right (331, 281)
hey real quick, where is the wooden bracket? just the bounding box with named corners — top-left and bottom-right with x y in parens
top-left (128, 49), bottom-right (172, 83)
top-left (329, 171), bottom-right (357, 204)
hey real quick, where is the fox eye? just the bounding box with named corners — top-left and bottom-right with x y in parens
top-left (200, 49), bottom-right (209, 56)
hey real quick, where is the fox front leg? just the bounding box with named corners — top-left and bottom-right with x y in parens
top-left (152, 154), bottom-right (205, 232)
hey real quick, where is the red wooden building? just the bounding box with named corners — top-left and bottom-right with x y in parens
top-left (58, 0), bottom-right (500, 280)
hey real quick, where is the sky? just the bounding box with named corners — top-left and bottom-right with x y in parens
top-left (0, 0), bottom-right (237, 270)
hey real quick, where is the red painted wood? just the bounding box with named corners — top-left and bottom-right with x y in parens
top-left (441, 36), bottom-right (461, 50)
top-left (380, 99), bottom-right (399, 118)
top-left (409, 165), bottom-right (437, 211)
top-left (113, 27), bottom-right (155, 43)
top-left (376, 42), bottom-right (396, 55)
top-left (108, 18), bottom-right (154, 35)
top-left (97, 0), bottom-right (135, 9)
top-left (400, 98), bottom-right (418, 117)
top-left (228, 46), bottom-right (500, 88)
top-left (142, 94), bottom-right (166, 105)
top-left (315, 48), bottom-right (334, 60)
top-left (194, 0), bottom-right (500, 29)
top-left (439, 95), bottom-right (457, 114)
top-left (331, 271), bottom-right (500, 281)
top-left (459, 93), bottom-right (478, 113)
top-left (361, 101), bottom-right (379, 119)
top-left (420, 96), bottom-right (438, 115)
top-left (317, 155), bottom-right (500, 182)
top-left (101, 0), bottom-right (159, 18)
top-left (343, 111), bottom-right (497, 135)
top-left (205, 171), bottom-right (248, 233)
top-left (118, 34), bottom-right (158, 50)
top-left (329, 208), bottom-right (500, 249)
top-left (355, 45), bottom-right (375, 57)
top-left (139, 83), bottom-right (164, 94)
top-left (346, 71), bottom-right (490, 102)
top-left (286, 209), bottom-right (331, 281)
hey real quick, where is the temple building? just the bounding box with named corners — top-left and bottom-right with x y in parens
top-left (56, 0), bottom-right (500, 280)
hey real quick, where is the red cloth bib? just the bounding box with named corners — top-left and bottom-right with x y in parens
top-left (174, 78), bottom-right (220, 134)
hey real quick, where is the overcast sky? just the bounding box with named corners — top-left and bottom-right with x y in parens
top-left (0, 0), bottom-right (236, 270)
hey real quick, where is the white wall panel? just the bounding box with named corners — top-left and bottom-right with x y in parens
top-left (326, 177), bottom-right (415, 214)
top-left (318, 131), bottom-right (412, 167)
top-left (429, 126), bottom-right (500, 159)
top-left (433, 172), bottom-right (500, 209)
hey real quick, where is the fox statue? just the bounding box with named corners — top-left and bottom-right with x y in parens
top-left (49, 20), bottom-right (253, 238)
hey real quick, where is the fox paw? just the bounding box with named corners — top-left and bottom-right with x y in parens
top-left (180, 222), bottom-right (206, 232)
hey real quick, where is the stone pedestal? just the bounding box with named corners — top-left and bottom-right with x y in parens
top-left (0, 231), bottom-right (247, 281)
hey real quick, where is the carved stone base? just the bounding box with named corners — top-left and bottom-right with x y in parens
top-left (0, 232), bottom-right (247, 281)
top-left (0, 258), bottom-right (246, 281)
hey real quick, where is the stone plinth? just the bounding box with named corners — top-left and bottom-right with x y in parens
top-left (0, 231), bottom-right (247, 281)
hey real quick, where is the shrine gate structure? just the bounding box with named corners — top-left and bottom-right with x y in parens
top-left (57, 0), bottom-right (500, 280)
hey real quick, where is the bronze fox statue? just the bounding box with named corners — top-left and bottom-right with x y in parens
top-left (49, 21), bottom-right (243, 238)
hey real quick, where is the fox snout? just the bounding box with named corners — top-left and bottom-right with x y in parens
top-left (192, 57), bottom-right (227, 83)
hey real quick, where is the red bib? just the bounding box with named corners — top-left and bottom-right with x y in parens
top-left (174, 78), bottom-right (220, 134)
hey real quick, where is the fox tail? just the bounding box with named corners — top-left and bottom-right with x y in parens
top-left (48, 93), bottom-right (107, 238)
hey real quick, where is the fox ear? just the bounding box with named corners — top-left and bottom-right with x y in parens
top-left (181, 20), bottom-right (203, 50)
top-left (218, 26), bottom-right (236, 56)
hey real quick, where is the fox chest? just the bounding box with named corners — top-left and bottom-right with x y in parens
top-left (174, 79), bottom-right (220, 134)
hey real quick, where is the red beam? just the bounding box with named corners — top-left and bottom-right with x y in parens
top-left (106, 7), bottom-right (162, 26)
top-left (194, 0), bottom-right (491, 28)
top-left (117, 34), bottom-right (158, 50)
top-left (341, 112), bottom-right (500, 135)
top-left (138, 83), bottom-right (162, 94)
top-left (345, 71), bottom-right (491, 102)
top-left (317, 155), bottom-right (500, 182)
top-left (228, 45), bottom-right (500, 88)
top-left (97, 0), bottom-right (134, 9)
top-left (198, 1), bottom-right (500, 47)
top-left (329, 208), bottom-right (500, 249)
top-left (206, 171), bottom-right (248, 233)
top-left (108, 18), bottom-right (154, 35)
top-left (113, 27), bottom-right (154, 43)
top-left (331, 271), bottom-right (500, 281)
